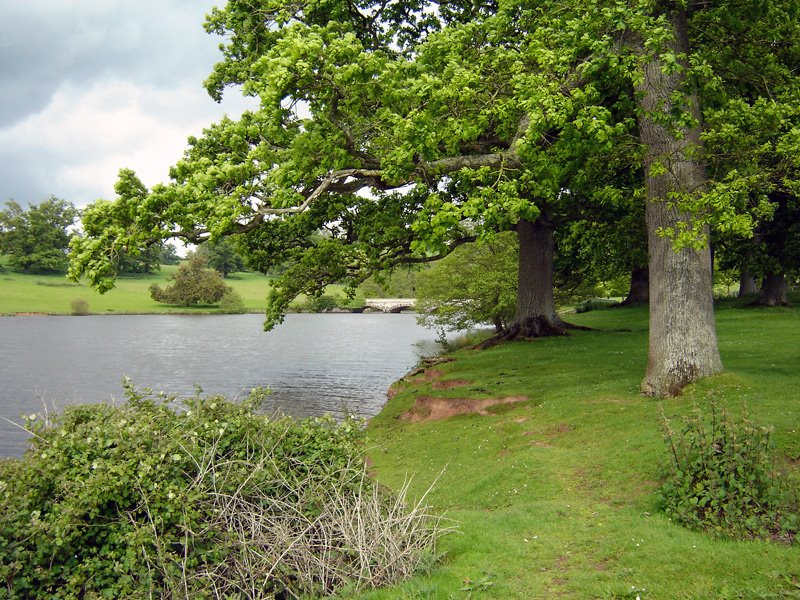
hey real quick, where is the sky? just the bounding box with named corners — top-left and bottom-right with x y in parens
top-left (1, 0), bottom-right (256, 209)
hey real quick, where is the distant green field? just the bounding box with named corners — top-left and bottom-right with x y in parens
top-left (0, 264), bottom-right (282, 315)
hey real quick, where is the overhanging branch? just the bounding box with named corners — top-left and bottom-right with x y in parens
top-left (257, 168), bottom-right (384, 215)
top-left (396, 235), bottom-right (479, 264)
top-left (256, 150), bottom-right (523, 216)
top-left (255, 114), bottom-right (531, 217)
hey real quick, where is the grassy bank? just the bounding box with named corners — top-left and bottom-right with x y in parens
top-left (362, 301), bottom-right (800, 599)
top-left (0, 265), bottom-right (351, 315)
top-left (0, 265), bottom-right (268, 315)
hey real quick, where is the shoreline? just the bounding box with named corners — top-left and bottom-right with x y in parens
top-left (1, 308), bottom-right (416, 318)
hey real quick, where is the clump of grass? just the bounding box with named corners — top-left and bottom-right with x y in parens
top-left (660, 401), bottom-right (799, 542)
top-left (70, 298), bottom-right (90, 316)
top-left (35, 279), bottom-right (82, 287)
top-left (183, 461), bottom-right (451, 598)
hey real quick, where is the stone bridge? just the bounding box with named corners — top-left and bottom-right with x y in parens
top-left (364, 298), bottom-right (416, 313)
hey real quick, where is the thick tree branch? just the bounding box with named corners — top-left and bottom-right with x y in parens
top-left (252, 113), bottom-right (530, 216)
top-left (257, 169), bottom-right (384, 215)
top-left (421, 150), bottom-right (522, 176)
top-left (256, 149), bottom-right (524, 215)
top-left (395, 235), bottom-right (479, 264)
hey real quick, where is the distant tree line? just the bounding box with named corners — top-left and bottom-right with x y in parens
top-left (0, 198), bottom-right (191, 276)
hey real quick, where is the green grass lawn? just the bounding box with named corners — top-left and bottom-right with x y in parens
top-left (361, 301), bottom-right (800, 599)
top-left (0, 263), bottom-right (356, 316)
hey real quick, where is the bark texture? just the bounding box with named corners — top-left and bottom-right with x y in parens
top-left (753, 272), bottom-right (790, 307)
top-left (506, 218), bottom-right (569, 337)
top-left (636, 7), bottom-right (723, 396)
top-left (621, 266), bottom-right (650, 305)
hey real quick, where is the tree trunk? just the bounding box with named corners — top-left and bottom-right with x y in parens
top-left (621, 266), bottom-right (649, 305)
top-left (753, 272), bottom-right (790, 306)
top-left (508, 217), bottom-right (568, 337)
top-left (636, 7), bottom-right (723, 396)
top-left (737, 237), bottom-right (760, 297)
top-left (737, 267), bottom-right (758, 297)
top-left (492, 316), bottom-right (504, 333)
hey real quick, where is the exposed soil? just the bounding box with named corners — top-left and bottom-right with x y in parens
top-left (431, 378), bottom-right (472, 390)
top-left (530, 440), bottom-right (554, 448)
top-left (400, 395), bottom-right (527, 422)
top-left (405, 357), bottom-right (455, 379)
top-left (422, 368), bottom-right (445, 380)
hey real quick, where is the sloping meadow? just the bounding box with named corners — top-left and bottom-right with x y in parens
top-left (364, 302), bottom-right (800, 599)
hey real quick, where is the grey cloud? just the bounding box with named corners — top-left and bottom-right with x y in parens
top-left (0, 150), bottom-right (56, 205)
top-left (0, 1), bottom-right (254, 207)
top-left (0, 0), bottom-right (223, 129)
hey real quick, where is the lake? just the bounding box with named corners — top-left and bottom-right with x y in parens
top-left (0, 313), bottom-right (441, 457)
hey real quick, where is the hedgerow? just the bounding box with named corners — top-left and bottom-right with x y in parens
top-left (0, 383), bottom-right (450, 598)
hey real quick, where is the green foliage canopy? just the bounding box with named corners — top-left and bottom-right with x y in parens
top-left (115, 243), bottom-right (163, 274)
top-left (69, 0), bottom-right (639, 331)
top-left (159, 242), bottom-right (180, 265)
top-left (68, 0), bottom-right (800, 333)
top-left (114, 241), bottom-right (181, 274)
top-left (195, 237), bottom-right (246, 277)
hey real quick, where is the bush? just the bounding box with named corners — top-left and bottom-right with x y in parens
top-left (303, 294), bottom-right (339, 312)
top-left (660, 402), bottom-right (798, 542)
top-left (415, 233), bottom-right (517, 333)
top-left (70, 298), bottom-right (90, 316)
top-left (0, 384), bottom-right (450, 598)
top-left (218, 288), bottom-right (246, 314)
top-left (149, 255), bottom-right (229, 306)
top-left (337, 296), bottom-right (366, 311)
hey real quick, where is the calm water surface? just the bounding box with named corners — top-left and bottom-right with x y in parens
top-left (0, 313), bottom-right (440, 456)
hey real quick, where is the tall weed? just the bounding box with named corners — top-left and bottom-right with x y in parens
top-left (660, 401), bottom-right (798, 542)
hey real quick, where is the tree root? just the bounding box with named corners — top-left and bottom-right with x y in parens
top-left (471, 317), bottom-right (591, 349)
top-left (748, 298), bottom-right (792, 308)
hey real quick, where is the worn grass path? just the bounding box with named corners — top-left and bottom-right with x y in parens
top-left (363, 302), bottom-right (800, 599)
